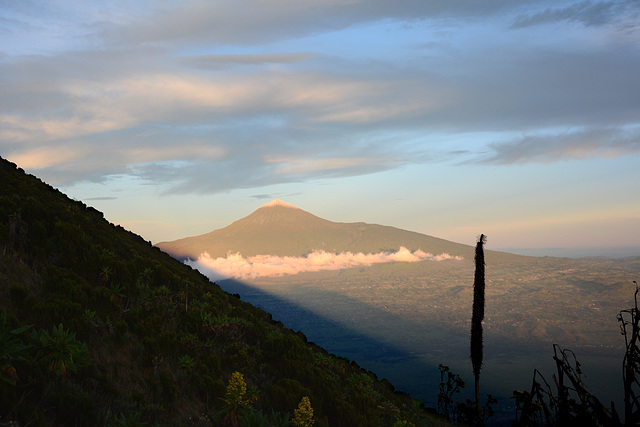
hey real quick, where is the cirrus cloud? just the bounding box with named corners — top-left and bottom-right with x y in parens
top-left (479, 126), bottom-right (640, 164)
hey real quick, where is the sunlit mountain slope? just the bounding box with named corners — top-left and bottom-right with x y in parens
top-left (157, 199), bottom-right (483, 260)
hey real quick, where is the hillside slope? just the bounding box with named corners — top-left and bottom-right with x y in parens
top-left (0, 158), bottom-right (440, 426)
top-left (156, 199), bottom-right (475, 260)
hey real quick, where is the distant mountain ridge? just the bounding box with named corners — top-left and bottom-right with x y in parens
top-left (155, 199), bottom-right (475, 260)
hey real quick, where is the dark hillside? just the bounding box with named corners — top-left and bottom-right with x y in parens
top-left (0, 157), bottom-right (441, 426)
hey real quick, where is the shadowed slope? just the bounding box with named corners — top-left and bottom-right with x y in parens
top-left (0, 158), bottom-right (443, 426)
top-left (156, 199), bottom-right (475, 260)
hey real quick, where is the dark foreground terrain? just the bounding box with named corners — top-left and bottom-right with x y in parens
top-left (0, 156), bottom-right (442, 426)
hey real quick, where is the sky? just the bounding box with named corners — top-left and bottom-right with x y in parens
top-left (1, 0), bottom-right (639, 256)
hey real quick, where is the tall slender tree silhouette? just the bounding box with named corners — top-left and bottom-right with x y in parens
top-left (471, 234), bottom-right (486, 425)
top-left (618, 280), bottom-right (640, 425)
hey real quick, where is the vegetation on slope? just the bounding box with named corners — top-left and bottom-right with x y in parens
top-left (0, 157), bottom-right (440, 426)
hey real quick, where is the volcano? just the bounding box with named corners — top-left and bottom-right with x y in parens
top-left (155, 199), bottom-right (473, 260)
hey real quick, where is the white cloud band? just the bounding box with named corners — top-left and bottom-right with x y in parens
top-left (186, 247), bottom-right (463, 281)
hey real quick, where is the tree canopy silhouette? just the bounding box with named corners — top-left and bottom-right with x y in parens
top-left (471, 234), bottom-right (486, 424)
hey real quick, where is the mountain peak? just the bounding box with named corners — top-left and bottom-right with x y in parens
top-left (156, 196), bottom-right (473, 260)
top-left (259, 199), bottom-right (300, 210)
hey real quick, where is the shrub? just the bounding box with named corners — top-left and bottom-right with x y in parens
top-left (225, 371), bottom-right (250, 409)
top-left (293, 396), bottom-right (314, 427)
top-left (0, 310), bottom-right (32, 385)
top-left (30, 323), bottom-right (91, 376)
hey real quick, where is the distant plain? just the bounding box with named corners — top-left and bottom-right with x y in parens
top-left (215, 253), bottom-right (640, 421)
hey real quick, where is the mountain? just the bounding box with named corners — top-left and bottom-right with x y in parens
top-left (0, 157), bottom-right (441, 426)
top-left (156, 199), bottom-right (475, 261)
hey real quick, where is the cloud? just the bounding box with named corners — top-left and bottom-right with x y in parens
top-left (84, 197), bottom-right (117, 201)
top-left (186, 247), bottom-right (463, 281)
top-left (479, 127), bottom-right (640, 164)
top-left (5, 144), bottom-right (82, 170)
top-left (511, 1), bottom-right (639, 29)
top-left (1, 57), bottom-right (438, 187)
top-left (182, 53), bottom-right (318, 70)
top-left (109, 0), bottom-right (525, 48)
top-left (268, 156), bottom-right (397, 176)
top-left (1, 0), bottom-right (639, 192)
top-left (251, 194), bottom-right (274, 200)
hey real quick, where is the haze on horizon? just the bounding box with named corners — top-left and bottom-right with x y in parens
top-left (1, 1), bottom-right (639, 255)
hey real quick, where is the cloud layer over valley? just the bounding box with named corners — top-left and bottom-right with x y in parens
top-left (187, 247), bottom-right (462, 281)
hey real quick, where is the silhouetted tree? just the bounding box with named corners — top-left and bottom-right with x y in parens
top-left (471, 234), bottom-right (486, 425)
top-left (618, 281), bottom-right (640, 425)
